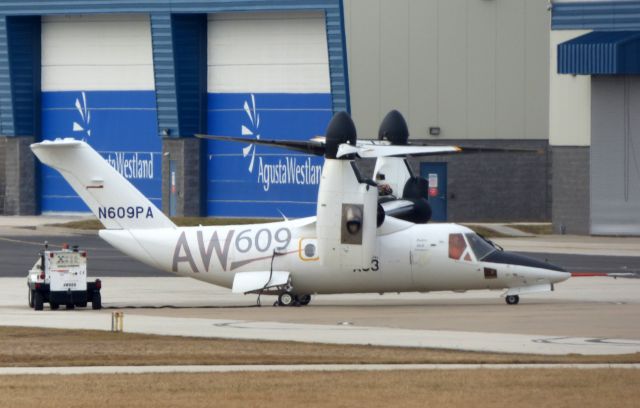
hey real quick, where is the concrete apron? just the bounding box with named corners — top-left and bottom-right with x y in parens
top-left (2, 308), bottom-right (640, 356)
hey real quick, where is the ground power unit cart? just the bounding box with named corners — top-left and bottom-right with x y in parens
top-left (27, 244), bottom-right (102, 311)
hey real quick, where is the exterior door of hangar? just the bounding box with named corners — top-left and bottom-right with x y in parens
top-left (420, 162), bottom-right (447, 221)
top-left (591, 76), bottom-right (640, 235)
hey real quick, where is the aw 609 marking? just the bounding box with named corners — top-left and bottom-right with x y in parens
top-left (172, 227), bottom-right (292, 273)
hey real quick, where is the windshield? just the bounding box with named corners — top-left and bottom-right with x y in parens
top-left (464, 233), bottom-right (497, 261)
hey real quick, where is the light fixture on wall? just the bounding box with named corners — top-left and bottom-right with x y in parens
top-left (429, 126), bottom-right (441, 136)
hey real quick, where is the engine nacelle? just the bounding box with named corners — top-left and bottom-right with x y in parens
top-left (316, 160), bottom-right (378, 269)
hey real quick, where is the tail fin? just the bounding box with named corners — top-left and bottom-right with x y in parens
top-left (31, 138), bottom-right (175, 230)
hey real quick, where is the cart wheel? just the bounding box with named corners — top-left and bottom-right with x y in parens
top-left (91, 291), bottom-right (102, 310)
top-left (34, 291), bottom-right (44, 311)
top-left (28, 289), bottom-right (34, 308)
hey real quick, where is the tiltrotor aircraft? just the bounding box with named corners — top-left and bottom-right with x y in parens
top-left (31, 110), bottom-right (569, 307)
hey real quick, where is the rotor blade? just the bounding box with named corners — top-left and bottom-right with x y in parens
top-left (336, 144), bottom-right (461, 158)
top-left (337, 143), bottom-right (542, 158)
top-left (196, 134), bottom-right (325, 156)
top-left (453, 146), bottom-right (544, 154)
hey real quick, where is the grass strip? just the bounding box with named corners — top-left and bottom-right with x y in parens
top-left (1, 370), bottom-right (639, 408)
top-left (1, 327), bottom-right (638, 367)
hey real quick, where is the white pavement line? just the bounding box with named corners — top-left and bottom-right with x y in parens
top-left (1, 364), bottom-right (640, 376)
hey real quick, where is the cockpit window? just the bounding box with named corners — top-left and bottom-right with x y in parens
top-left (448, 233), bottom-right (467, 260)
top-left (465, 233), bottom-right (497, 261)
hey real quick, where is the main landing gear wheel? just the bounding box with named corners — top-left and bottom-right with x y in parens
top-left (278, 292), bottom-right (295, 307)
top-left (296, 294), bottom-right (312, 306)
top-left (505, 295), bottom-right (520, 305)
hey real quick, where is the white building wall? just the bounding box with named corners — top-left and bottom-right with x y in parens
top-left (41, 14), bottom-right (155, 91)
top-left (343, 0), bottom-right (550, 140)
top-left (548, 29), bottom-right (592, 147)
top-left (207, 12), bottom-right (330, 94)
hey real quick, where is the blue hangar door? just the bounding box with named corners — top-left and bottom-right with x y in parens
top-left (40, 15), bottom-right (162, 212)
top-left (420, 163), bottom-right (447, 221)
top-left (205, 12), bottom-right (333, 218)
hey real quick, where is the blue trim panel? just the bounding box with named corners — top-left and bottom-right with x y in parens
top-left (553, 1), bottom-right (640, 30)
top-left (0, 16), bottom-right (40, 137)
top-left (338, 0), bottom-right (350, 113)
top-left (206, 92), bottom-right (332, 217)
top-left (558, 31), bottom-right (640, 75)
top-left (40, 91), bottom-right (162, 212)
top-left (0, 1), bottom-right (339, 15)
top-left (150, 13), bottom-right (179, 138)
top-left (0, 17), bottom-right (12, 135)
top-left (326, 3), bottom-right (350, 113)
top-left (172, 13), bottom-right (207, 137)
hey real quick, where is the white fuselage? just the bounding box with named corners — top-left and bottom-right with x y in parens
top-left (31, 139), bottom-right (568, 301)
top-left (99, 217), bottom-right (568, 295)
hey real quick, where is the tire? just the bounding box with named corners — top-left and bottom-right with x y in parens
top-left (34, 291), bottom-right (44, 311)
top-left (297, 294), bottom-right (312, 306)
top-left (50, 302), bottom-right (59, 310)
top-left (28, 289), bottom-right (34, 308)
top-left (278, 292), bottom-right (294, 306)
top-left (91, 291), bottom-right (102, 310)
top-left (505, 295), bottom-right (520, 305)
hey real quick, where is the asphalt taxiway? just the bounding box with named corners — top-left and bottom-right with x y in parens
top-left (1, 218), bottom-right (640, 356)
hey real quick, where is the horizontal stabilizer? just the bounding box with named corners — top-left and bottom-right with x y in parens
top-left (232, 271), bottom-right (290, 294)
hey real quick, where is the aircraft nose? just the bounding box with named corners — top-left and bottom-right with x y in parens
top-left (483, 250), bottom-right (567, 273)
top-left (483, 251), bottom-right (571, 283)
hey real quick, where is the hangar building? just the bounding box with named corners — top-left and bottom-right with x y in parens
top-left (0, 0), bottom-right (348, 219)
top-left (551, 0), bottom-right (640, 235)
top-left (1, 0), bottom-right (631, 235)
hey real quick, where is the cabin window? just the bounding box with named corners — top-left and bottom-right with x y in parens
top-left (464, 233), bottom-right (497, 261)
top-left (448, 233), bottom-right (467, 260)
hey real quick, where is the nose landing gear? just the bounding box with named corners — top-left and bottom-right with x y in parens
top-left (505, 295), bottom-right (520, 305)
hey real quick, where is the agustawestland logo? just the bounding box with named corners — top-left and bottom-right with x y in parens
top-left (240, 94), bottom-right (322, 192)
top-left (72, 91), bottom-right (91, 138)
top-left (241, 94), bottom-right (261, 173)
top-left (71, 91), bottom-right (155, 180)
